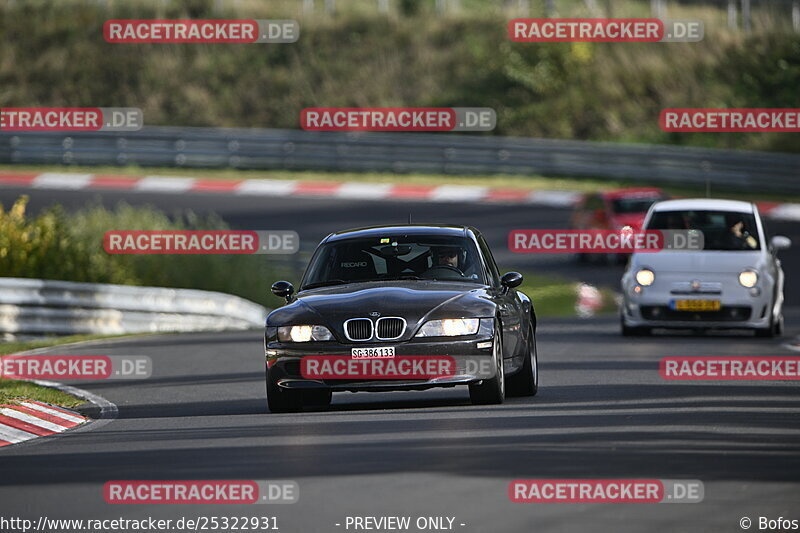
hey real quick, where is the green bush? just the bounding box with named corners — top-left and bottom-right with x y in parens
top-left (0, 196), bottom-right (287, 307)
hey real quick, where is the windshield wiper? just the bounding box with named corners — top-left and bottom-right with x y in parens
top-left (301, 279), bottom-right (347, 290)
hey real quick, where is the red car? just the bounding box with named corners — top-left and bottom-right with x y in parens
top-left (571, 187), bottom-right (668, 263)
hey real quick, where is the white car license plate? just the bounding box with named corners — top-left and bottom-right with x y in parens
top-left (351, 347), bottom-right (395, 359)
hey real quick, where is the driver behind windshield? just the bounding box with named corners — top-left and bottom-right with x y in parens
top-left (434, 246), bottom-right (460, 269)
top-left (424, 245), bottom-right (480, 280)
top-left (727, 216), bottom-right (759, 250)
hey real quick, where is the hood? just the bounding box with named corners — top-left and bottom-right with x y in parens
top-left (631, 250), bottom-right (765, 274)
top-left (266, 281), bottom-right (496, 341)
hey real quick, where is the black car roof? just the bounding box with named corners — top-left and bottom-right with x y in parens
top-left (325, 225), bottom-right (473, 243)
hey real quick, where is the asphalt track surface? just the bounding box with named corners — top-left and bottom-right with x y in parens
top-left (1, 186), bottom-right (799, 533)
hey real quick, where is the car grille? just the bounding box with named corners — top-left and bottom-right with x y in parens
top-left (670, 282), bottom-right (722, 295)
top-left (376, 317), bottom-right (406, 340)
top-left (641, 305), bottom-right (752, 322)
top-left (345, 318), bottom-right (373, 341)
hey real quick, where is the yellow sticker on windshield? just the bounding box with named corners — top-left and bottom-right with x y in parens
top-left (380, 238), bottom-right (390, 243)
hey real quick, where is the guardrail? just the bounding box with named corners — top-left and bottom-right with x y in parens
top-left (1, 126), bottom-right (799, 192)
top-left (0, 277), bottom-right (268, 336)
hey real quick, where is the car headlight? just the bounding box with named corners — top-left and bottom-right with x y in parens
top-left (635, 269), bottom-right (655, 286)
top-left (278, 325), bottom-right (333, 342)
top-left (415, 318), bottom-right (480, 337)
top-left (738, 270), bottom-right (758, 288)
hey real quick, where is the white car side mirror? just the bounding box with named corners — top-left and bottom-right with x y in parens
top-left (770, 235), bottom-right (792, 251)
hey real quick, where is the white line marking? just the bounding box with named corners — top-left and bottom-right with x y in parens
top-left (0, 408), bottom-right (66, 433)
top-left (235, 179), bottom-right (297, 196)
top-left (19, 402), bottom-right (84, 424)
top-left (32, 173), bottom-right (93, 190)
top-left (528, 190), bottom-right (582, 207)
top-left (781, 337), bottom-right (800, 353)
top-left (335, 182), bottom-right (393, 199)
top-left (0, 424), bottom-right (38, 444)
top-left (766, 204), bottom-right (800, 222)
top-left (429, 185), bottom-right (489, 202)
top-left (135, 176), bottom-right (196, 192)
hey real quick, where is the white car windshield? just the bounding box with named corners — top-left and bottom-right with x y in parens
top-left (647, 210), bottom-right (760, 251)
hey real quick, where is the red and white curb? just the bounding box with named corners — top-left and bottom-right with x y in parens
top-left (0, 171), bottom-right (579, 207)
top-left (0, 339), bottom-right (121, 450)
top-left (0, 400), bottom-right (86, 447)
top-left (1, 171), bottom-right (799, 221)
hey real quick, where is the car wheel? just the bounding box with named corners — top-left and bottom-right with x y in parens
top-left (266, 367), bottom-right (304, 413)
top-left (506, 323), bottom-right (538, 397)
top-left (620, 313), bottom-right (651, 337)
top-left (775, 313), bottom-right (785, 336)
top-left (755, 312), bottom-right (782, 338)
top-left (469, 321), bottom-right (505, 405)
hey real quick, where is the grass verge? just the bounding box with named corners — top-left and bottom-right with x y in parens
top-left (0, 380), bottom-right (84, 408)
top-left (519, 272), bottom-right (617, 318)
top-left (0, 333), bottom-right (143, 407)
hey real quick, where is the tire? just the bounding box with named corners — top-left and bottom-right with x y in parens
top-left (755, 312), bottom-right (783, 338)
top-left (620, 313), bottom-right (651, 337)
top-left (754, 326), bottom-right (774, 338)
top-left (506, 323), bottom-right (538, 397)
top-left (469, 321), bottom-right (505, 405)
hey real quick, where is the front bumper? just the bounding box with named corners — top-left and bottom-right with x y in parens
top-left (621, 277), bottom-right (774, 329)
top-left (265, 336), bottom-right (496, 392)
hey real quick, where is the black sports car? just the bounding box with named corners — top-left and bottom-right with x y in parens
top-left (264, 225), bottom-right (538, 412)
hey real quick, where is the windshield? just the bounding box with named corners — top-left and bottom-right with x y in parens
top-left (610, 195), bottom-right (664, 214)
top-left (301, 235), bottom-right (486, 289)
top-left (646, 210), bottom-right (760, 251)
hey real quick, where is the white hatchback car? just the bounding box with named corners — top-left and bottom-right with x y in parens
top-left (621, 199), bottom-right (791, 337)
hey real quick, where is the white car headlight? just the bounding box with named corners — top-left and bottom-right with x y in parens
top-left (415, 318), bottom-right (480, 337)
top-left (635, 269), bottom-right (655, 286)
top-left (738, 270), bottom-right (758, 288)
top-left (278, 325), bottom-right (333, 342)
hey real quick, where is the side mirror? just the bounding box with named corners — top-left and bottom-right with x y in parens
top-left (501, 271), bottom-right (523, 289)
top-left (271, 281), bottom-right (294, 302)
top-left (771, 235), bottom-right (792, 251)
